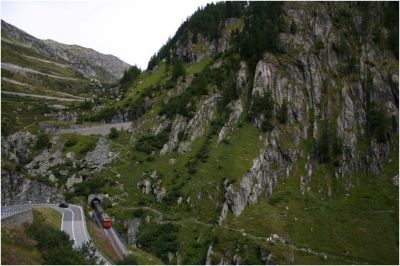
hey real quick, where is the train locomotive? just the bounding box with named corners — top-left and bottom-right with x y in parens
top-left (92, 199), bottom-right (112, 229)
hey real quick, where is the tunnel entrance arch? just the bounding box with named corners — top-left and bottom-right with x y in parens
top-left (88, 194), bottom-right (103, 208)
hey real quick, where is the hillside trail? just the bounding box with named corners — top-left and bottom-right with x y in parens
top-left (2, 90), bottom-right (85, 102)
top-left (120, 205), bottom-right (363, 264)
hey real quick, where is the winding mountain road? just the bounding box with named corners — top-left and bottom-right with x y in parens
top-left (58, 122), bottom-right (132, 136)
top-left (1, 90), bottom-right (86, 102)
top-left (1, 204), bottom-right (111, 264)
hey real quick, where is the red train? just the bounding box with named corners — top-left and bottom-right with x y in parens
top-left (92, 199), bottom-right (112, 229)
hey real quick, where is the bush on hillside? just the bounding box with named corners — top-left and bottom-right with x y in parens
top-left (135, 131), bottom-right (170, 155)
top-left (108, 127), bottom-right (119, 139)
top-left (27, 210), bottom-right (91, 264)
top-left (35, 134), bottom-right (50, 149)
top-left (117, 254), bottom-right (139, 265)
top-left (120, 65), bottom-right (141, 93)
top-left (137, 223), bottom-right (180, 264)
top-left (367, 108), bottom-right (390, 143)
top-left (64, 137), bottom-right (78, 147)
top-left (277, 100), bottom-right (288, 124)
top-left (171, 59), bottom-right (186, 81)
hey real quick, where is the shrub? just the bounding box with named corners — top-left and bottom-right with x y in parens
top-left (171, 59), bottom-right (186, 81)
top-left (137, 223), bottom-right (180, 263)
top-left (313, 38), bottom-right (324, 51)
top-left (120, 65), bottom-right (141, 93)
top-left (135, 132), bottom-right (169, 155)
top-left (79, 141), bottom-right (97, 155)
top-left (64, 137), bottom-right (78, 147)
top-left (166, 79), bottom-right (176, 89)
top-left (250, 93), bottom-right (274, 131)
top-left (316, 122), bottom-right (343, 164)
top-left (290, 20), bottom-right (297, 34)
top-left (27, 210), bottom-right (89, 264)
top-left (317, 124), bottom-right (331, 164)
top-left (387, 28), bottom-right (399, 59)
top-left (88, 106), bottom-right (117, 122)
top-left (277, 100), bottom-right (288, 124)
top-left (72, 176), bottom-right (112, 197)
top-left (108, 127), bottom-right (119, 139)
top-left (80, 100), bottom-right (93, 110)
top-left (159, 94), bottom-right (195, 118)
top-left (187, 74), bottom-right (208, 96)
top-left (367, 108), bottom-right (390, 143)
top-left (117, 254), bottom-right (139, 265)
top-left (35, 134), bottom-right (50, 149)
top-left (332, 35), bottom-right (351, 59)
top-left (238, 2), bottom-right (284, 70)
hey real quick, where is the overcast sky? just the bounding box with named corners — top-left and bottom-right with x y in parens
top-left (1, 0), bottom-right (214, 69)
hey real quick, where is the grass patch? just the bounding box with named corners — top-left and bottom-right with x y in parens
top-left (186, 57), bottom-right (211, 75)
top-left (225, 147), bottom-right (399, 264)
top-left (60, 133), bottom-right (99, 157)
top-left (1, 226), bottom-right (43, 265)
top-left (86, 219), bottom-right (120, 262)
top-left (34, 208), bottom-right (62, 230)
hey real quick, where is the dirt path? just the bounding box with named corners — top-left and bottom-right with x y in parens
top-left (2, 62), bottom-right (80, 80)
top-left (121, 205), bottom-right (363, 264)
top-left (1, 90), bottom-right (85, 102)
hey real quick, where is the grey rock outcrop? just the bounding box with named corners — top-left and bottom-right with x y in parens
top-left (236, 61), bottom-right (250, 104)
top-left (1, 171), bottom-right (64, 206)
top-left (150, 115), bottom-right (170, 136)
top-left (225, 131), bottom-right (294, 217)
top-left (81, 138), bottom-right (118, 172)
top-left (124, 218), bottom-right (142, 247)
top-left (218, 100), bottom-right (243, 143)
top-left (205, 244), bottom-right (214, 265)
top-left (156, 187), bottom-right (166, 203)
top-left (2, 131), bottom-right (35, 164)
top-left (136, 171), bottom-right (166, 202)
top-left (2, 20), bottom-right (129, 82)
top-left (66, 174), bottom-right (83, 189)
top-left (178, 93), bottom-right (221, 153)
top-left (232, 253), bottom-right (242, 265)
top-left (223, 2), bottom-right (398, 219)
top-left (393, 175), bottom-right (399, 186)
top-left (25, 149), bottom-right (64, 177)
top-left (171, 18), bottom-right (241, 64)
top-left (260, 248), bottom-right (273, 265)
top-left (137, 179), bottom-right (152, 195)
top-left (160, 115), bottom-right (187, 155)
top-left (218, 202), bottom-right (229, 225)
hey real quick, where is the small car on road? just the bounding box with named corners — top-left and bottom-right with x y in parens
top-left (59, 202), bottom-right (69, 208)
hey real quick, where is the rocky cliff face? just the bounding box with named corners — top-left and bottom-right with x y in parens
top-left (1, 171), bottom-right (64, 206)
top-left (1, 131), bottom-right (118, 205)
top-left (218, 2), bottom-right (399, 218)
top-left (97, 2), bottom-right (398, 264)
top-left (1, 20), bottom-right (130, 82)
top-left (170, 18), bottom-right (243, 64)
top-left (1, 132), bottom-right (65, 205)
top-left (143, 2), bottom-right (398, 220)
top-left (39, 39), bottom-right (130, 81)
top-left (2, 2), bottom-right (397, 264)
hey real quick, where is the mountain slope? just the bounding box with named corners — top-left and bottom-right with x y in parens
top-left (82, 2), bottom-right (397, 264)
top-left (1, 2), bottom-right (398, 265)
top-left (1, 20), bottom-right (130, 83)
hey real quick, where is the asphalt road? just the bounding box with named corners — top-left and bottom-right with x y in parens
top-left (1, 204), bottom-right (111, 264)
top-left (58, 122), bottom-right (132, 136)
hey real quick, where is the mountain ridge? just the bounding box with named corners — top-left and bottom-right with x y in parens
top-left (1, 2), bottom-right (398, 265)
top-left (1, 19), bottom-right (130, 82)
